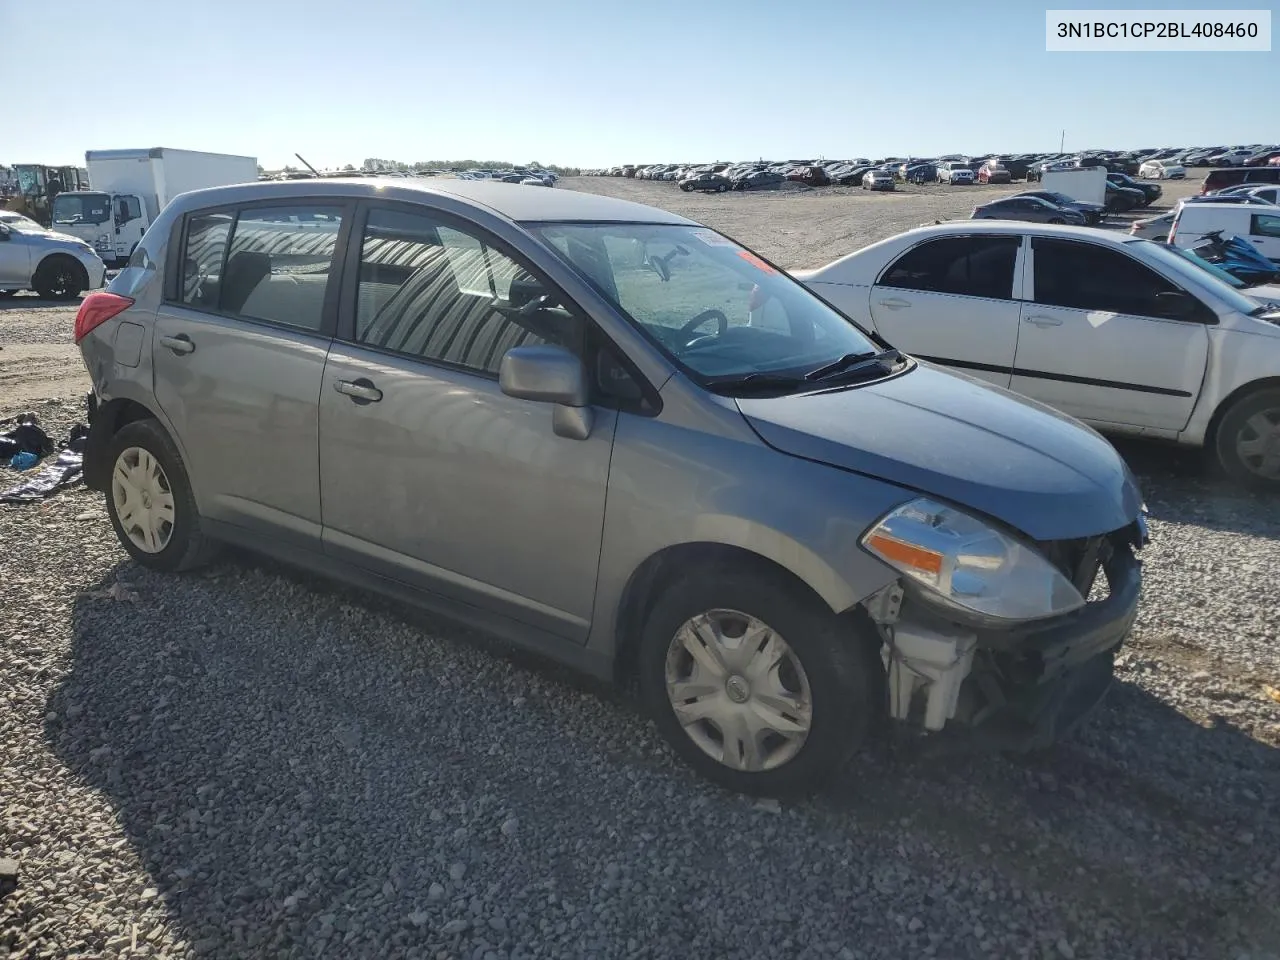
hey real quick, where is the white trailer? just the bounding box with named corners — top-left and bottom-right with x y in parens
top-left (1038, 166), bottom-right (1109, 207)
top-left (50, 148), bottom-right (258, 266)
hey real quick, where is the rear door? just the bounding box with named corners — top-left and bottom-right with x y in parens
top-left (867, 234), bottom-right (1024, 387)
top-left (1011, 237), bottom-right (1209, 433)
top-left (1248, 212), bottom-right (1280, 262)
top-left (151, 200), bottom-right (351, 547)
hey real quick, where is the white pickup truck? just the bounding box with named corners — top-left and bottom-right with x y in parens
top-left (50, 148), bottom-right (258, 267)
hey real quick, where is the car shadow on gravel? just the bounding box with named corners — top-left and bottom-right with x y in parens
top-left (0, 295), bottom-right (81, 311)
top-left (1112, 437), bottom-right (1280, 539)
top-left (46, 552), bottom-right (1280, 958)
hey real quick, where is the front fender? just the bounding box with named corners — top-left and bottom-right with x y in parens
top-left (587, 414), bottom-right (908, 660)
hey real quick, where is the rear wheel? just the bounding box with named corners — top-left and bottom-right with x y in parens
top-left (33, 255), bottom-right (87, 301)
top-left (1214, 388), bottom-right (1280, 490)
top-left (105, 419), bottom-right (216, 571)
top-left (638, 567), bottom-right (882, 796)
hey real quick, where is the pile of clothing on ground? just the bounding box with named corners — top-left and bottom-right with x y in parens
top-left (0, 412), bottom-right (89, 504)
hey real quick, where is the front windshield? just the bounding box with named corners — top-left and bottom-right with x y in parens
top-left (1128, 239), bottom-right (1267, 314)
top-left (52, 193), bottom-right (111, 225)
top-left (532, 222), bottom-right (881, 379)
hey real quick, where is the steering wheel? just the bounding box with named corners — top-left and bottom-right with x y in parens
top-left (678, 309), bottom-right (729, 348)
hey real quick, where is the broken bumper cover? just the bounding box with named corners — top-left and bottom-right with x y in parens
top-left (917, 544), bottom-right (1141, 753)
top-left (972, 546), bottom-right (1139, 749)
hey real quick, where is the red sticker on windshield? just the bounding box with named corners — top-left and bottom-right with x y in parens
top-left (737, 250), bottom-right (778, 274)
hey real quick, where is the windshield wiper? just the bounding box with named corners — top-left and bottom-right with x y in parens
top-left (705, 372), bottom-right (808, 395)
top-left (804, 348), bottom-right (901, 382)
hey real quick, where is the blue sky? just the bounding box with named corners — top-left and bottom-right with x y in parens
top-left (4, 0), bottom-right (1275, 169)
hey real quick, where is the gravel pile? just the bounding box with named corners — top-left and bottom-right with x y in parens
top-left (2, 392), bottom-right (1279, 960)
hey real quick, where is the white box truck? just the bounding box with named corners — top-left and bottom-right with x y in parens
top-left (1038, 166), bottom-right (1108, 207)
top-left (50, 148), bottom-right (258, 266)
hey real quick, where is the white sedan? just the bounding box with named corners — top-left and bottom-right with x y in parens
top-left (1139, 159), bottom-right (1186, 180)
top-left (793, 222), bottom-right (1280, 487)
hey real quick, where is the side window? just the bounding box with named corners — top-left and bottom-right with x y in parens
top-left (354, 208), bottom-right (575, 375)
top-left (1032, 239), bottom-right (1182, 318)
top-left (218, 205), bottom-right (344, 331)
top-left (1250, 214), bottom-right (1280, 238)
top-left (180, 212), bottom-right (233, 308)
top-left (879, 236), bottom-right (1020, 300)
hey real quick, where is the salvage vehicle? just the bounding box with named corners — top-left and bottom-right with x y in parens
top-left (796, 221), bottom-right (1280, 489)
top-left (862, 170), bottom-right (896, 191)
top-left (972, 196), bottom-right (1085, 224)
top-left (1014, 190), bottom-right (1105, 225)
top-left (936, 162), bottom-right (975, 185)
top-left (1107, 172), bottom-right (1160, 207)
top-left (679, 171), bottom-right (731, 193)
top-left (0, 215), bottom-right (107, 300)
top-left (1138, 159), bottom-right (1186, 180)
top-left (977, 161), bottom-right (1012, 185)
top-left (75, 179), bottom-right (1147, 796)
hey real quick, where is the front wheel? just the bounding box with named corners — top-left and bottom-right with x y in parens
top-left (638, 568), bottom-right (882, 796)
top-left (1214, 388), bottom-right (1280, 490)
top-left (105, 419), bottom-right (216, 571)
top-left (33, 255), bottom-right (87, 301)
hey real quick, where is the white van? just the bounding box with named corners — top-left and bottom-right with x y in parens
top-left (1170, 202), bottom-right (1280, 262)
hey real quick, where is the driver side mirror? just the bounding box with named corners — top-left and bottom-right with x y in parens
top-left (499, 345), bottom-right (594, 440)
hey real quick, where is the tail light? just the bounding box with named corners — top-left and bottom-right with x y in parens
top-left (74, 292), bottom-right (135, 343)
top-left (1168, 221), bottom-right (1177, 245)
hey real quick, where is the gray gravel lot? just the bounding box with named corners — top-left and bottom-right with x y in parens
top-left (2, 176), bottom-right (1279, 960)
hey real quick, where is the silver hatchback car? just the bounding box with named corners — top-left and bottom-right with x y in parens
top-left (74, 179), bottom-right (1147, 795)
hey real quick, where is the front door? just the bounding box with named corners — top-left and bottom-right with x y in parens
top-left (151, 201), bottom-right (349, 546)
top-left (867, 233), bottom-right (1024, 388)
top-left (318, 205), bottom-right (615, 642)
top-left (1011, 237), bottom-right (1209, 433)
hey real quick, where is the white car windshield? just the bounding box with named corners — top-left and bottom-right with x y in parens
top-left (533, 223), bottom-right (883, 381)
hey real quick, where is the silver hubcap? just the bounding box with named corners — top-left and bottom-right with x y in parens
top-left (111, 446), bottom-right (176, 553)
top-left (1235, 409), bottom-right (1280, 479)
top-left (664, 609), bottom-right (812, 772)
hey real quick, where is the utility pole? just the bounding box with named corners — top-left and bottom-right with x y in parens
top-left (1060, 130), bottom-right (1065, 152)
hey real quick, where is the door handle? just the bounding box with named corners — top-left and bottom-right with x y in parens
top-left (1023, 314), bottom-right (1063, 327)
top-left (877, 297), bottom-right (911, 310)
top-left (334, 378), bottom-right (383, 403)
top-left (159, 334), bottom-right (195, 355)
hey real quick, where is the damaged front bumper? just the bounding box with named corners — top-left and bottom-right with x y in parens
top-left (870, 525), bottom-right (1143, 752)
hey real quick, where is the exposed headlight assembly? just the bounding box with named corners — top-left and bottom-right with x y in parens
top-left (861, 498), bottom-right (1084, 623)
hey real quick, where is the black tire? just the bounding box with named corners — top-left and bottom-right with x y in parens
top-left (33, 255), bottom-right (87, 301)
top-left (1213, 388), bottom-right (1280, 490)
top-left (637, 566), bottom-right (883, 797)
top-left (717, 183), bottom-right (727, 193)
top-left (680, 184), bottom-right (692, 192)
top-left (1049, 217), bottom-right (1065, 224)
top-left (104, 419), bottom-right (217, 572)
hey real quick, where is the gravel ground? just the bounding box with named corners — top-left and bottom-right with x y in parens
top-left (3, 177), bottom-right (1279, 960)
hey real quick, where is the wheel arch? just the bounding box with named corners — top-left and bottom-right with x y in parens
top-left (84, 396), bottom-right (169, 491)
top-left (1205, 376), bottom-right (1280, 452)
top-left (610, 541), bottom-right (878, 689)
top-left (34, 252), bottom-right (89, 289)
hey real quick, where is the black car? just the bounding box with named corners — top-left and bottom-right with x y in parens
top-left (971, 196), bottom-right (1086, 224)
top-left (1014, 190), bottom-right (1105, 225)
top-left (1106, 172), bottom-right (1160, 206)
top-left (679, 172), bottom-right (731, 193)
top-left (732, 170), bottom-right (786, 191)
top-left (1104, 181), bottom-right (1147, 213)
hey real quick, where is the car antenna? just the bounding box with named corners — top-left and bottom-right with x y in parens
top-left (294, 153), bottom-right (320, 177)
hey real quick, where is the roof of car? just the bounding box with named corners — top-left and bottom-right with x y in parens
top-left (169, 177), bottom-right (696, 226)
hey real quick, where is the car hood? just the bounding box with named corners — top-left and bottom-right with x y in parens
top-left (735, 363), bottom-right (1143, 542)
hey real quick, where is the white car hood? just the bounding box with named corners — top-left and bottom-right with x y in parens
top-left (1245, 283), bottom-right (1280, 308)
